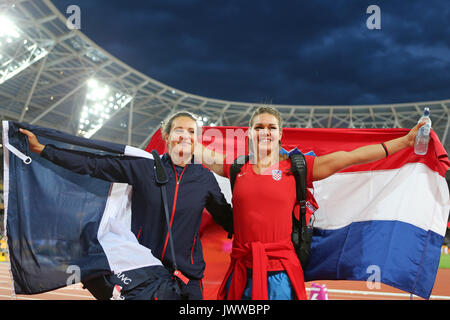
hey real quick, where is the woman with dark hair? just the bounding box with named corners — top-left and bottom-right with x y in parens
top-left (198, 105), bottom-right (425, 300)
top-left (20, 111), bottom-right (233, 300)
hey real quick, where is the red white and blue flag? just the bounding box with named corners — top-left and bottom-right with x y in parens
top-left (148, 126), bottom-right (450, 299)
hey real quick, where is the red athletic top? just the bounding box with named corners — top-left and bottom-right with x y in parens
top-left (218, 155), bottom-right (317, 300)
top-left (224, 156), bottom-right (316, 244)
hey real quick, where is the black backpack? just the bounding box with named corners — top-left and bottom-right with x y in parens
top-left (228, 153), bottom-right (313, 270)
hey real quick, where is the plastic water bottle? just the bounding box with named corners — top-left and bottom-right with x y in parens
top-left (414, 107), bottom-right (432, 155)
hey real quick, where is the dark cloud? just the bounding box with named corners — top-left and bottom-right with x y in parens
top-left (53, 0), bottom-right (450, 105)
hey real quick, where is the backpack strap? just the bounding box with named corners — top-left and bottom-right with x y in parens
top-left (228, 155), bottom-right (250, 239)
top-left (289, 153), bottom-right (312, 269)
top-left (289, 153), bottom-right (307, 209)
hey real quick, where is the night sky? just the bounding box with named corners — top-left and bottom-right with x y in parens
top-left (53, 0), bottom-right (450, 106)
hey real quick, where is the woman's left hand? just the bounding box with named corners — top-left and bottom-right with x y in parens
top-left (403, 122), bottom-right (426, 148)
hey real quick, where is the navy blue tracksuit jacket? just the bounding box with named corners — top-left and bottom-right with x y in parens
top-left (41, 144), bottom-right (233, 282)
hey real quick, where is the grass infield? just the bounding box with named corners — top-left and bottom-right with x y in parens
top-left (439, 252), bottom-right (450, 269)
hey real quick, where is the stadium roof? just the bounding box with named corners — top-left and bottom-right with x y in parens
top-left (0, 0), bottom-right (449, 154)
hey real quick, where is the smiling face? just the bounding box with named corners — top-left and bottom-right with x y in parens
top-left (249, 113), bottom-right (282, 159)
top-left (164, 116), bottom-right (197, 166)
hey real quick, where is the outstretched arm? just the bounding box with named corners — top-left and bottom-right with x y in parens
top-left (312, 122), bottom-right (425, 181)
top-left (194, 142), bottom-right (226, 177)
top-left (19, 128), bottom-right (142, 184)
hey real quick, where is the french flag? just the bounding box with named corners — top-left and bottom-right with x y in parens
top-left (148, 125), bottom-right (450, 300)
top-left (2, 121), bottom-right (162, 294)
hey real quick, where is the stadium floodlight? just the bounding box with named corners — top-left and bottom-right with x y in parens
top-left (0, 15), bottom-right (20, 39)
top-left (78, 78), bottom-right (133, 138)
top-left (0, 14), bottom-right (50, 85)
top-left (197, 116), bottom-right (216, 127)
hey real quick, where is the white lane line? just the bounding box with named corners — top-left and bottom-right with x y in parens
top-left (0, 286), bottom-right (94, 299)
top-left (306, 288), bottom-right (450, 300)
top-left (0, 294), bottom-right (40, 300)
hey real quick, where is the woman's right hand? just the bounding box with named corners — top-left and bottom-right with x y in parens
top-left (19, 128), bottom-right (45, 155)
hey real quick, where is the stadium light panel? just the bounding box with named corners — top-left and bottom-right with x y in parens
top-left (78, 78), bottom-right (133, 138)
top-left (197, 116), bottom-right (216, 127)
top-left (0, 16), bottom-right (20, 39)
top-left (0, 14), bottom-right (50, 85)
